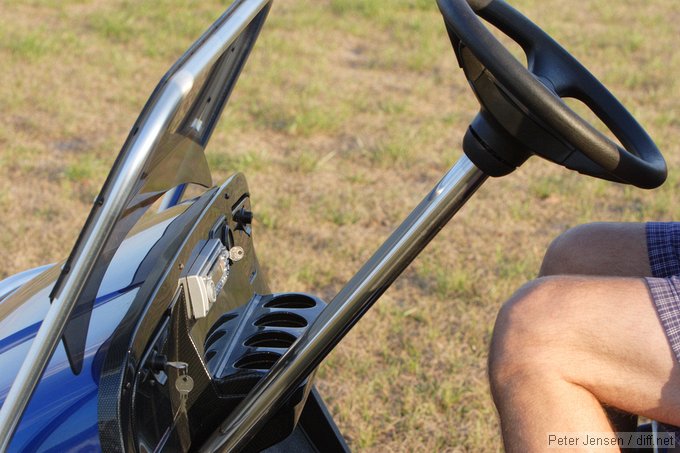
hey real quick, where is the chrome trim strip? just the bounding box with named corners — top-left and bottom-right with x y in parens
top-left (0, 0), bottom-right (271, 449)
top-left (201, 155), bottom-right (487, 452)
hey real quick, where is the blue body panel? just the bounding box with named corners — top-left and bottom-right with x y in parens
top-left (0, 207), bottom-right (184, 452)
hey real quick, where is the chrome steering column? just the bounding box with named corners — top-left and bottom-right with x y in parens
top-left (201, 154), bottom-right (487, 452)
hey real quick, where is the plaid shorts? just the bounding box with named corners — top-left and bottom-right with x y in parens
top-left (645, 222), bottom-right (680, 365)
top-left (644, 222), bottom-right (680, 441)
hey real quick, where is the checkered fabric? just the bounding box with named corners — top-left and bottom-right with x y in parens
top-left (646, 276), bottom-right (680, 364)
top-left (647, 222), bottom-right (680, 278)
top-left (644, 222), bottom-right (680, 443)
top-left (645, 222), bottom-right (680, 365)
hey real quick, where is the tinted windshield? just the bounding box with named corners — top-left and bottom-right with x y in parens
top-left (51, 0), bottom-right (272, 373)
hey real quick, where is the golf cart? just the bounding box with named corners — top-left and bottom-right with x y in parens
top-left (0, 0), bottom-right (668, 451)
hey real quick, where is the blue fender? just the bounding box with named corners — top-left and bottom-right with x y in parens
top-left (0, 206), bottom-right (187, 452)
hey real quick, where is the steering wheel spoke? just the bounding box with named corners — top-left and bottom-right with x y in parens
top-left (530, 54), bottom-right (578, 97)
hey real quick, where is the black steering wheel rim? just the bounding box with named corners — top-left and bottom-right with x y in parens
top-left (438, 0), bottom-right (666, 189)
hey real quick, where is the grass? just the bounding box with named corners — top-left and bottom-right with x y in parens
top-left (1, 0), bottom-right (679, 451)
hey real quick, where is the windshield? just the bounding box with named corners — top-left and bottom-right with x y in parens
top-left (50, 0), bottom-right (272, 374)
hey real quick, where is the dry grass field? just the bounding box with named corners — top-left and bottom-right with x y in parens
top-left (1, 0), bottom-right (679, 451)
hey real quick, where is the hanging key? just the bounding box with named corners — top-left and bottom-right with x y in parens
top-left (167, 362), bottom-right (194, 412)
top-left (166, 361), bottom-right (194, 449)
top-left (176, 374), bottom-right (195, 403)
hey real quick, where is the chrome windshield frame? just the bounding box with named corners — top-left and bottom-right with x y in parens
top-left (0, 0), bottom-right (272, 449)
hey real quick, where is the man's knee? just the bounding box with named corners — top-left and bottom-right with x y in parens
top-left (489, 274), bottom-right (680, 428)
top-left (488, 277), bottom-right (564, 394)
top-left (540, 223), bottom-right (598, 276)
top-left (539, 222), bottom-right (649, 277)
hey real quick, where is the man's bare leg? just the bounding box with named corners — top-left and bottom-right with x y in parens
top-left (489, 223), bottom-right (680, 452)
top-left (539, 222), bottom-right (651, 432)
top-left (538, 222), bottom-right (651, 278)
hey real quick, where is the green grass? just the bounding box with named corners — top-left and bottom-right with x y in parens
top-left (5, 32), bottom-right (53, 59)
top-left (63, 156), bottom-right (102, 182)
top-left (208, 150), bottom-right (269, 173)
top-left (1, 0), bottom-right (679, 451)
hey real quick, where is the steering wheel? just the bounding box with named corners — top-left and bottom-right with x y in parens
top-left (437, 0), bottom-right (666, 189)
